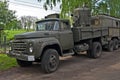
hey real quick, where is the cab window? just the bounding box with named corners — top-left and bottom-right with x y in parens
top-left (60, 21), bottom-right (70, 30)
top-left (53, 21), bottom-right (59, 30)
top-left (37, 21), bottom-right (59, 31)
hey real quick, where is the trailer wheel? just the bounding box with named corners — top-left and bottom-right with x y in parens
top-left (108, 40), bottom-right (114, 52)
top-left (92, 42), bottom-right (102, 58)
top-left (41, 49), bottom-right (59, 73)
top-left (17, 59), bottom-right (32, 67)
top-left (113, 39), bottom-right (119, 50)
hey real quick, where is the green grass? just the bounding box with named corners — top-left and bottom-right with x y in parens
top-left (0, 54), bottom-right (17, 71)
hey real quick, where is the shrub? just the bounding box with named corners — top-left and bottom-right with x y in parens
top-left (5, 30), bottom-right (27, 41)
top-left (0, 54), bottom-right (17, 71)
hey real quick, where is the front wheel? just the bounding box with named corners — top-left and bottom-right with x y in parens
top-left (41, 49), bottom-right (59, 73)
top-left (17, 59), bottom-right (32, 67)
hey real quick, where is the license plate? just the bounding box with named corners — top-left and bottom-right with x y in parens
top-left (28, 56), bottom-right (35, 61)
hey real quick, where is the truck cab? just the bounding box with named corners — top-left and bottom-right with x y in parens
top-left (36, 19), bottom-right (74, 50)
top-left (8, 18), bottom-right (74, 73)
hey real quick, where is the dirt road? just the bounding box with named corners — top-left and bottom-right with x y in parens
top-left (0, 49), bottom-right (120, 80)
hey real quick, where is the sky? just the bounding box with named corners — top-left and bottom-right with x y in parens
top-left (8, 0), bottom-right (61, 19)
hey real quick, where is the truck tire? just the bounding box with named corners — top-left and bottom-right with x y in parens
top-left (17, 59), bottom-right (32, 67)
top-left (41, 49), bottom-right (59, 73)
top-left (87, 42), bottom-right (102, 58)
top-left (92, 42), bottom-right (102, 58)
top-left (113, 39), bottom-right (119, 50)
top-left (108, 40), bottom-right (114, 52)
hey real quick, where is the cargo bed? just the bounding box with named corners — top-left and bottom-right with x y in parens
top-left (72, 27), bottom-right (109, 42)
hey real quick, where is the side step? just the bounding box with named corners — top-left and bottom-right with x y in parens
top-left (63, 50), bottom-right (74, 57)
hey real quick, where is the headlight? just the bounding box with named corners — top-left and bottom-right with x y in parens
top-left (29, 43), bottom-right (33, 53)
top-left (29, 46), bottom-right (33, 53)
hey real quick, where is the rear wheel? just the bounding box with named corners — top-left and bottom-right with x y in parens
top-left (41, 49), bottom-right (59, 73)
top-left (92, 42), bottom-right (102, 58)
top-left (87, 42), bottom-right (102, 58)
top-left (17, 59), bottom-right (32, 67)
top-left (113, 39), bottom-right (119, 50)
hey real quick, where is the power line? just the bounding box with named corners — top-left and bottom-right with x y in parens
top-left (9, 3), bottom-right (41, 12)
top-left (9, 1), bottom-right (60, 12)
top-left (10, 2), bottom-right (42, 9)
top-left (14, 0), bottom-right (42, 6)
top-left (14, 0), bottom-right (61, 12)
top-left (14, 0), bottom-right (61, 8)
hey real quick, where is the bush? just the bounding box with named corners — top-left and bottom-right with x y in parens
top-left (5, 30), bottom-right (27, 41)
top-left (0, 54), bottom-right (17, 71)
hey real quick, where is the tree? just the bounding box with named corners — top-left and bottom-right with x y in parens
top-left (38, 0), bottom-right (120, 18)
top-left (38, 0), bottom-right (101, 18)
top-left (20, 16), bottom-right (38, 30)
top-left (102, 0), bottom-right (120, 17)
top-left (0, 1), bottom-right (17, 29)
top-left (38, 0), bottom-right (61, 10)
top-left (6, 20), bottom-right (22, 30)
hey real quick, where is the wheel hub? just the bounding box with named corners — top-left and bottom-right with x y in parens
top-left (49, 55), bottom-right (57, 68)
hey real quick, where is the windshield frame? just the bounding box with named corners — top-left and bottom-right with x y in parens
top-left (36, 19), bottom-right (60, 31)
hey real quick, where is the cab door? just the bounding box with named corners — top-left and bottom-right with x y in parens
top-left (59, 20), bottom-right (74, 50)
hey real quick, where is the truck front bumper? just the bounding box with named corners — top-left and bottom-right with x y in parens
top-left (8, 51), bottom-right (35, 61)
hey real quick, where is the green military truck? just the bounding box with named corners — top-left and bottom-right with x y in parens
top-left (8, 7), bottom-right (120, 73)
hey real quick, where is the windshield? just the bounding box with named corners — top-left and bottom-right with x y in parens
top-left (36, 21), bottom-right (59, 31)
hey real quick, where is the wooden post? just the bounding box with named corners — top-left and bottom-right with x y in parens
top-left (3, 36), bottom-right (6, 53)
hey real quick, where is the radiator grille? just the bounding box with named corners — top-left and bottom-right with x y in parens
top-left (12, 40), bottom-right (27, 54)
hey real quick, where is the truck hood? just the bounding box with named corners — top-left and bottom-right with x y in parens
top-left (15, 31), bottom-right (54, 39)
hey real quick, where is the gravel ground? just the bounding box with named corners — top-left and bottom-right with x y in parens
top-left (0, 49), bottom-right (120, 80)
